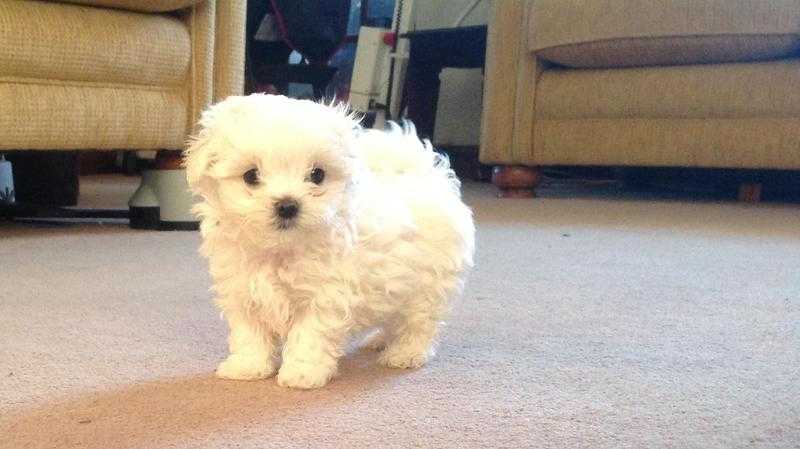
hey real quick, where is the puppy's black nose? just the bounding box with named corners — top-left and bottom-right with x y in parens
top-left (275, 199), bottom-right (299, 219)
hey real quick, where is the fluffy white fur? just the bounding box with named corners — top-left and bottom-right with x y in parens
top-left (185, 94), bottom-right (475, 389)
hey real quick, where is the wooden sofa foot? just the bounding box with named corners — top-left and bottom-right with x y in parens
top-left (491, 166), bottom-right (540, 198)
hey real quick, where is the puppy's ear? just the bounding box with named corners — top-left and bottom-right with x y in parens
top-left (184, 95), bottom-right (249, 193)
top-left (184, 128), bottom-right (215, 194)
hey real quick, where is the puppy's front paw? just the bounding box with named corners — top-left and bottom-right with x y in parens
top-left (276, 362), bottom-right (335, 389)
top-left (216, 354), bottom-right (276, 381)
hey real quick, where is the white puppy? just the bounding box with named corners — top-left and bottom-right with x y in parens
top-left (185, 94), bottom-right (474, 389)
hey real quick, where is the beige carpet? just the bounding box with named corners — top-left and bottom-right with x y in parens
top-left (1, 177), bottom-right (799, 448)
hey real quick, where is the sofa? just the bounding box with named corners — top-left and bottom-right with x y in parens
top-left (480, 0), bottom-right (800, 198)
top-left (0, 0), bottom-right (245, 227)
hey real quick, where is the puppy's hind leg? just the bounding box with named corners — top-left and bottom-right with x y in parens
top-left (360, 328), bottom-right (387, 351)
top-left (378, 290), bottom-right (449, 369)
top-left (378, 311), bottom-right (441, 369)
top-left (379, 271), bottom-right (463, 369)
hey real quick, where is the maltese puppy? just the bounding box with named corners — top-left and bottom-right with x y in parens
top-left (185, 94), bottom-right (474, 389)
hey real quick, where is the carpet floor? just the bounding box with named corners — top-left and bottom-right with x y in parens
top-left (1, 177), bottom-right (799, 448)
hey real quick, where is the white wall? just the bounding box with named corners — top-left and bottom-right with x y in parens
top-left (413, 0), bottom-right (489, 30)
top-left (434, 68), bottom-right (483, 146)
top-left (411, 0), bottom-right (488, 146)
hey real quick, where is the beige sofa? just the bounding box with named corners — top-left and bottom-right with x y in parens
top-left (480, 0), bottom-right (800, 197)
top-left (0, 0), bottom-right (245, 226)
top-left (0, 0), bottom-right (245, 151)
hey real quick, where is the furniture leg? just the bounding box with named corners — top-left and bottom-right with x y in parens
top-left (491, 165), bottom-right (540, 198)
top-left (128, 150), bottom-right (198, 230)
top-left (404, 53), bottom-right (442, 140)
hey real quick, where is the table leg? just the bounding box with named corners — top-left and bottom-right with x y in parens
top-left (403, 60), bottom-right (442, 141)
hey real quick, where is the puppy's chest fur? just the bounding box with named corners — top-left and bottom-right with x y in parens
top-left (212, 231), bottom-right (424, 336)
top-left (237, 252), bottom-right (353, 335)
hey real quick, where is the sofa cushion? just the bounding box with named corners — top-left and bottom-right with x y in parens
top-left (54, 0), bottom-right (202, 13)
top-left (535, 60), bottom-right (800, 120)
top-left (0, 0), bottom-right (190, 86)
top-left (538, 35), bottom-right (800, 69)
top-left (529, 0), bottom-right (800, 68)
top-left (0, 82), bottom-right (188, 150)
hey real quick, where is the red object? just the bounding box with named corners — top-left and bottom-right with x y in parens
top-left (491, 166), bottom-right (541, 198)
top-left (255, 83), bottom-right (281, 95)
top-left (382, 32), bottom-right (397, 47)
top-left (269, 0), bottom-right (301, 57)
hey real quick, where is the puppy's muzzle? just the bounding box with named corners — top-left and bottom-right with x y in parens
top-left (275, 198), bottom-right (300, 220)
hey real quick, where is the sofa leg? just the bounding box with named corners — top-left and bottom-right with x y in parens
top-left (128, 170), bottom-right (160, 230)
top-left (738, 182), bottom-right (762, 203)
top-left (491, 166), bottom-right (540, 198)
top-left (128, 151), bottom-right (199, 230)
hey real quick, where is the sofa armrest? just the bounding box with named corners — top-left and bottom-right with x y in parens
top-left (480, 0), bottom-right (543, 165)
top-left (184, 0), bottom-right (245, 133)
top-left (212, 0), bottom-right (246, 103)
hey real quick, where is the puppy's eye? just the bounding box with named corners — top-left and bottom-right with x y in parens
top-left (243, 168), bottom-right (260, 186)
top-left (308, 167), bottom-right (325, 185)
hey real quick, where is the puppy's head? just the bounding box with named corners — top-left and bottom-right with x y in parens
top-left (185, 94), bottom-right (360, 249)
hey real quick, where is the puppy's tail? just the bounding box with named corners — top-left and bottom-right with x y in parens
top-left (353, 120), bottom-right (460, 190)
